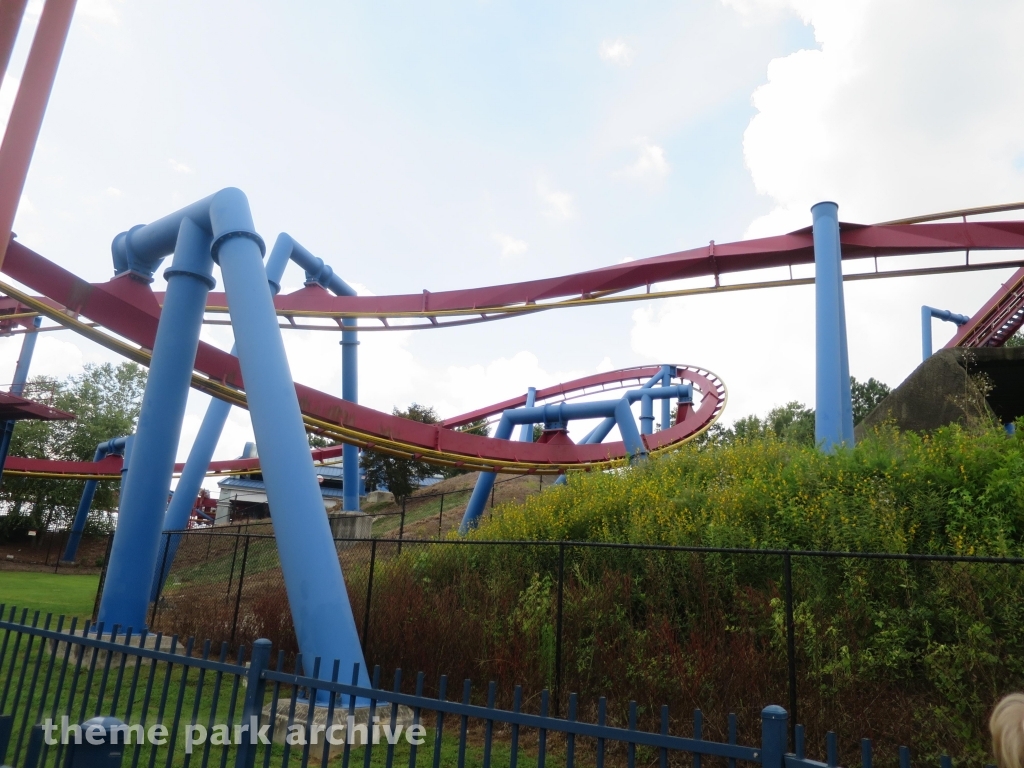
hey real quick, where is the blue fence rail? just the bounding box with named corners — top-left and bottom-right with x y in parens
top-left (0, 607), bottom-right (983, 768)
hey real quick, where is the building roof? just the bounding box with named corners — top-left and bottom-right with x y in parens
top-left (218, 474), bottom-right (347, 499)
top-left (0, 391), bottom-right (74, 421)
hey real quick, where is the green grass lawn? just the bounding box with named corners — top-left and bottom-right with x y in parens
top-left (0, 571), bottom-right (99, 619)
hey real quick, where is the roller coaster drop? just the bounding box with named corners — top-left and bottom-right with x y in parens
top-left (5, 0), bottom-right (1024, 699)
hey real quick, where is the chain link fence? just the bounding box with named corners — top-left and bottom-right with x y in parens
top-left (143, 528), bottom-right (1024, 762)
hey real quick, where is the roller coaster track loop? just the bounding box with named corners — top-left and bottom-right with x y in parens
top-left (0, 276), bottom-right (725, 477)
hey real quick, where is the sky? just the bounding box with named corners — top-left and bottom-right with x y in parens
top-left (0, 0), bottom-right (1022, 485)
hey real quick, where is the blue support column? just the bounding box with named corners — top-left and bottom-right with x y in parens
top-left (97, 218), bottom-right (215, 632)
top-left (341, 321), bottom-right (360, 512)
top-left (518, 387), bottom-right (537, 442)
top-left (639, 394), bottom-right (654, 435)
top-left (150, 242), bottom-right (291, 600)
top-left (63, 436), bottom-right (131, 562)
top-left (0, 315), bottom-right (42, 480)
top-left (920, 305), bottom-right (933, 363)
top-left (659, 364), bottom-right (673, 430)
top-left (811, 201), bottom-right (855, 452)
top-left (209, 191), bottom-right (368, 686)
top-left (8, 316), bottom-right (41, 397)
top-left (459, 417), bottom-right (515, 534)
top-left (614, 397), bottom-right (647, 458)
top-left (275, 234), bottom-right (362, 513)
top-left (149, 396), bottom-right (231, 599)
top-left (920, 306), bottom-right (970, 361)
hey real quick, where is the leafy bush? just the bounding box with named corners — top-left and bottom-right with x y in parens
top-left (431, 422), bottom-right (1024, 760)
top-left (475, 422), bottom-right (1024, 555)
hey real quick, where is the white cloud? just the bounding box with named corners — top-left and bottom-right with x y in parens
top-left (167, 158), bottom-right (195, 174)
top-left (105, 187), bottom-right (122, 198)
top-left (620, 138), bottom-right (670, 179)
top-left (536, 177), bottom-right (574, 220)
top-left (629, 0), bottom-right (1024, 426)
top-left (493, 232), bottom-right (528, 259)
top-left (599, 39), bottom-right (634, 66)
top-left (79, 0), bottom-right (122, 25)
top-left (731, 0), bottom-right (1024, 237)
top-left (17, 195), bottom-right (35, 216)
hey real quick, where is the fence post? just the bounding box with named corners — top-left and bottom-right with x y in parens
top-left (362, 539), bottom-right (377, 648)
top-left (226, 531), bottom-right (240, 602)
top-left (398, 498), bottom-right (406, 554)
top-left (761, 705), bottom-right (788, 768)
top-left (235, 638), bottom-right (272, 768)
top-left (490, 483), bottom-right (495, 509)
top-left (41, 510), bottom-right (54, 565)
top-left (150, 534), bottom-right (172, 628)
top-left (554, 541), bottom-right (565, 718)
top-left (784, 553), bottom-right (797, 750)
top-left (91, 534), bottom-right (115, 623)
top-left (437, 496), bottom-right (444, 538)
top-left (230, 535), bottom-right (251, 645)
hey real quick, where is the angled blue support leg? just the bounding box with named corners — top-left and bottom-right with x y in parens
top-left (98, 217), bottom-right (215, 632)
top-left (812, 202), bottom-right (855, 452)
top-left (210, 194), bottom-right (369, 686)
top-left (614, 397), bottom-right (647, 459)
top-left (461, 388), bottom-right (539, 531)
top-left (518, 387), bottom-right (537, 442)
top-left (0, 316), bottom-right (42, 481)
top-left (459, 417), bottom-right (515, 534)
top-left (150, 242), bottom-right (291, 600)
top-left (63, 436), bottom-right (131, 562)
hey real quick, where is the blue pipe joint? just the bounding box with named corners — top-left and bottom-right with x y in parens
top-left (164, 221), bottom-right (217, 290)
top-left (639, 394), bottom-right (654, 436)
top-left (111, 225), bottom-right (151, 280)
top-left (209, 188), bottom-right (266, 264)
top-left (921, 305), bottom-right (971, 361)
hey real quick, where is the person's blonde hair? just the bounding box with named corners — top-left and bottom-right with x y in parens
top-left (991, 694), bottom-right (1024, 767)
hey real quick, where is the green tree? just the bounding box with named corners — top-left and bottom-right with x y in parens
top-left (0, 362), bottom-right (148, 539)
top-left (1005, 331), bottom-right (1024, 347)
top-left (851, 376), bottom-right (891, 423)
top-left (362, 403), bottom-right (442, 500)
top-left (695, 376), bottom-right (887, 451)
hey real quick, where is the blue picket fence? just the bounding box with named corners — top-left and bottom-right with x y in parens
top-left (0, 607), bottom-right (986, 768)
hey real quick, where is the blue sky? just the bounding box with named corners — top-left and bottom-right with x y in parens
top-left (1, 0), bottom-right (1022, 471)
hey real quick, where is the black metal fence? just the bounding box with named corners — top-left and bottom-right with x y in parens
top-left (213, 473), bottom-right (549, 536)
top-left (0, 608), bottom-right (976, 768)
top-left (142, 530), bottom-right (1024, 762)
top-left (0, 530), bottom-right (112, 574)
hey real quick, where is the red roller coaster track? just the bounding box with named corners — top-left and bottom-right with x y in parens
top-left (1, 214), bottom-right (1023, 478)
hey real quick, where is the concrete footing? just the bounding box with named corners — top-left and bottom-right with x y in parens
top-left (262, 699), bottom-right (415, 758)
top-left (52, 628), bottom-right (180, 668)
top-left (327, 512), bottom-right (372, 543)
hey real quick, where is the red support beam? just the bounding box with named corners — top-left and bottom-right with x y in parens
top-left (0, 0), bottom-right (76, 271)
top-left (0, 0), bottom-right (29, 85)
